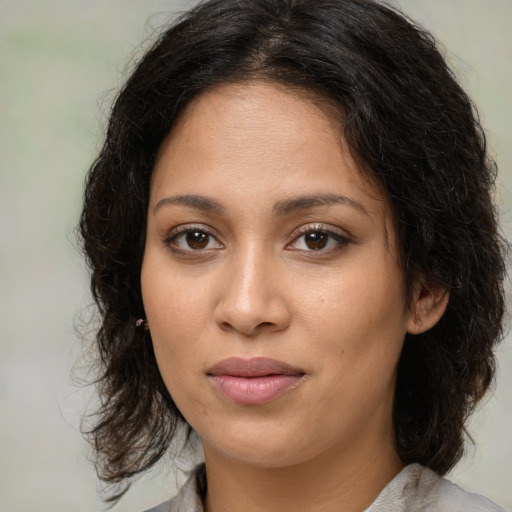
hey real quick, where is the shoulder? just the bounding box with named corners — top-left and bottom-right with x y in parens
top-left (142, 501), bottom-right (172, 512)
top-left (140, 464), bottom-right (206, 512)
top-left (367, 464), bottom-right (507, 512)
top-left (414, 465), bottom-right (507, 512)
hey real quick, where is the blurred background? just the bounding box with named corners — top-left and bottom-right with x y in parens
top-left (0, 0), bottom-right (511, 510)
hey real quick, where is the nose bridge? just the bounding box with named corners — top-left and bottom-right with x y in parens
top-left (214, 239), bottom-right (289, 335)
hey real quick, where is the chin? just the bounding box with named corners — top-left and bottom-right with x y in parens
top-left (211, 444), bottom-right (309, 469)
top-left (200, 421), bottom-right (324, 469)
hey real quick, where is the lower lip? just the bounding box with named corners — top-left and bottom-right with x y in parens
top-left (209, 374), bottom-right (303, 405)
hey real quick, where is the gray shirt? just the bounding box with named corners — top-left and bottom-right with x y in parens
top-left (144, 463), bottom-right (507, 512)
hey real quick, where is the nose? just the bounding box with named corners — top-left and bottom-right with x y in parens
top-left (213, 246), bottom-right (291, 337)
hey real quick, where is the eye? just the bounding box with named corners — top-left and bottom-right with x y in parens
top-left (165, 225), bottom-right (223, 252)
top-left (287, 226), bottom-right (350, 252)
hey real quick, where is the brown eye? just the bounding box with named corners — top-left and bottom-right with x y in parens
top-left (185, 231), bottom-right (210, 250)
top-left (287, 226), bottom-right (351, 253)
top-left (304, 232), bottom-right (329, 250)
top-left (166, 226), bottom-right (223, 253)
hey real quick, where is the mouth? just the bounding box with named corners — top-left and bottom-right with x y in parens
top-left (207, 357), bottom-right (305, 405)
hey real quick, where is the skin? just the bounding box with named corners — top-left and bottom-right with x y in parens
top-left (141, 82), bottom-right (447, 512)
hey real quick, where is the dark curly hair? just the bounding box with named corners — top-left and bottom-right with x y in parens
top-left (79, 0), bottom-right (506, 502)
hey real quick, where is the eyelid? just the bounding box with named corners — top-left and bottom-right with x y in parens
top-left (163, 223), bottom-right (223, 252)
top-left (162, 222), bottom-right (351, 255)
top-left (286, 223), bottom-right (352, 252)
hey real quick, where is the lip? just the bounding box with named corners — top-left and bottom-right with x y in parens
top-left (207, 357), bottom-right (305, 405)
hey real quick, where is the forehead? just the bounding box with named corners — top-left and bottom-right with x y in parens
top-left (151, 82), bottom-right (390, 224)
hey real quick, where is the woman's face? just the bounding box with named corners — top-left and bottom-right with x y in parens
top-left (141, 82), bottom-right (417, 469)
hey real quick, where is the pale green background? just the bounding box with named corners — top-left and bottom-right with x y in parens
top-left (0, 1), bottom-right (511, 511)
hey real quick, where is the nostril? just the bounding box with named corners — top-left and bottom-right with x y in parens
top-left (216, 319), bottom-right (279, 336)
top-left (213, 293), bottom-right (291, 336)
top-left (218, 321), bottom-right (234, 332)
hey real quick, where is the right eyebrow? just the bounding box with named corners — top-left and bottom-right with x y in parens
top-left (153, 194), bottom-right (225, 215)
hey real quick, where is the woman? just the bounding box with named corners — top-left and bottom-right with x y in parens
top-left (79, 0), bottom-right (507, 510)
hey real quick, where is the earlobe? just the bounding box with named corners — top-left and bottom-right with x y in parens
top-left (407, 278), bottom-right (449, 335)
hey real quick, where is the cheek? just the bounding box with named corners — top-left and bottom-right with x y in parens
top-left (141, 259), bottom-right (210, 394)
top-left (142, 249), bottom-right (210, 334)
top-left (146, 284), bottom-right (208, 367)
top-left (298, 264), bottom-right (407, 333)
top-left (149, 312), bottom-right (210, 420)
top-left (295, 255), bottom-right (408, 378)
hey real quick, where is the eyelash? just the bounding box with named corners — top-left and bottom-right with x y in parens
top-left (163, 223), bottom-right (351, 255)
top-left (164, 224), bottom-right (222, 255)
top-left (287, 224), bottom-right (351, 254)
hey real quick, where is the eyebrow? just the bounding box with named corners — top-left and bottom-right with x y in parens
top-left (154, 194), bottom-right (225, 215)
top-left (153, 192), bottom-right (368, 217)
top-left (273, 194), bottom-right (368, 216)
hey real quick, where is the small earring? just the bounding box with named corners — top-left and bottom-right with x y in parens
top-left (135, 318), bottom-right (149, 330)
top-left (415, 316), bottom-right (423, 327)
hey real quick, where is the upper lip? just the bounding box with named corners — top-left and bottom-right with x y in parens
top-left (207, 357), bottom-right (304, 377)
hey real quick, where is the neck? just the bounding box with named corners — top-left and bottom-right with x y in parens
top-left (202, 435), bottom-right (404, 512)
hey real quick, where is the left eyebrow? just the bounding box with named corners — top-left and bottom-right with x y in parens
top-left (273, 194), bottom-right (368, 217)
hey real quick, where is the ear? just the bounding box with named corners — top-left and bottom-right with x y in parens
top-left (407, 277), bottom-right (449, 335)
